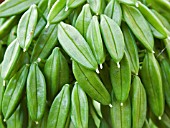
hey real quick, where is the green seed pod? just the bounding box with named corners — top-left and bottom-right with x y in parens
top-left (72, 60), bottom-right (111, 105)
top-left (71, 82), bottom-right (88, 128)
top-left (7, 25), bottom-right (17, 46)
top-left (58, 22), bottom-right (98, 71)
top-left (110, 53), bottom-right (131, 105)
top-left (44, 47), bottom-right (69, 103)
top-left (17, 4), bottom-right (38, 52)
top-left (66, 0), bottom-right (86, 9)
top-left (47, 84), bottom-right (70, 128)
top-left (0, 65), bottom-right (5, 115)
top-left (104, 0), bottom-right (122, 26)
top-left (27, 63), bottom-right (46, 122)
top-left (141, 52), bottom-right (164, 119)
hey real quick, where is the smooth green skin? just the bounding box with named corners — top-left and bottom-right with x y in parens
top-left (122, 5), bottom-right (154, 52)
top-left (86, 16), bottom-right (105, 65)
top-left (100, 14), bottom-right (125, 63)
top-left (66, 0), bottom-right (86, 8)
top-left (110, 94), bottom-right (131, 128)
top-left (1, 39), bottom-right (21, 80)
top-left (72, 61), bottom-right (111, 105)
top-left (121, 22), bottom-right (139, 75)
top-left (0, 66), bottom-right (5, 115)
top-left (104, 0), bottom-right (122, 26)
top-left (47, 84), bottom-right (70, 128)
top-left (47, 0), bottom-right (73, 24)
top-left (44, 47), bottom-right (69, 103)
top-left (2, 65), bottom-right (29, 120)
top-left (48, 0), bottom-right (57, 13)
top-left (118, 0), bottom-right (136, 5)
top-left (87, 0), bottom-right (106, 15)
top-left (7, 25), bottom-right (17, 46)
top-left (0, 16), bottom-right (18, 39)
top-left (27, 63), bottom-right (46, 121)
top-left (141, 53), bottom-right (164, 117)
top-left (160, 58), bottom-right (170, 108)
top-left (131, 76), bottom-right (147, 128)
top-left (71, 82), bottom-right (88, 128)
top-left (110, 53), bottom-right (131, 103)
top-left (58, 22), bottom-right (98, 71)
top-left (136, 1), bottom-right (168, 39)
top-left (17, 4), bottom-right (38, 52)
top-left (0, 0), bottom-right (40, 17)
top-left (163, 38), bottom-right (170, 60)
top-left (69, 6), bottom-right (82, 26)
top-left (31, 24), bottom-right (58, 62)
top-left (75, 4), bottom-right (92, 37)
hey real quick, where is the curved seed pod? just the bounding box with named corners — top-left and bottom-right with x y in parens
top-left (75, 4), bottom-right (92, 37)
top-left (71, 82), bottom-right (88, 128)
top-left (27, 63), bottom-right (46, 122)
top-left (131, 76), bottom-right (147, 128)
top-left (0, 0), bottom-right (40, 17)
top-left (122, 5), bottom-right (154, 53)
top-left (110, 93), bottom-right (131, 128)
top-left (44, 47), bottom-right (69, 103)
top-left (66, 0), bottom-right (86, 9)
top-left (110, 53), bottom-right (131, 105)
top-left (72, 61), bottom-right (111, 105)
top-left (58, 22), bottom-right (98, 71)
top-left (104, 0), bottom-right (122, 26)
top-left (31, 24), bottom-right (58, 62)
top-left (135, 1), bottom-right (168, 39)
top-left (121, 22), bottom-right (139, 75)
top-left (0, 66), bottom-right (5, 115)
top-left (141, 52), bottom-right (164, 118)
top-left (100, 14), bottom-right (125, 66)
top-left (87, 0), bottom-right (106, 15)
top-left (0, 16), bottom-right (19, 39)
top-left (48, 0), bottom-right (57, 13)
top-left (47, 84), bottom-right (70, 128)
top-left (1, 39), bottom-right (21, 80)
top-left (47, 0), bottom-right (73, 24)
top-left (159, 57), bottom-right (170, 108)
top-left (2, 65), bottom-right (29, 121)
top-left (86, 16), bottom-right (105, 66)
top-left (118, 0), bottom-right (136, 5)
top-left (7, 25), bottom-right (17, 46)
top-left (69, 6), bottom-right (82, 26)
top-left (17, 4), bottom-right (38, 52)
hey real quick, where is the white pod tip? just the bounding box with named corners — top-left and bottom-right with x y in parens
top-left (37, 58), bottom-right (41, 62)
top-left (3, 119), bottom-right (6, 122)
top-left (100, 64), bottom-right (103, 69)
top-left (35, 121), bottom-right (39, 125)
top-left (96, 69), bottom-right (100, 74)
top-left (152, 51), bottom-right (155, 54)
top-left (45, 22), bottom-right (50, 29)
top-left (65, 6), bottom-right (68, 11)
top-left (109, 104), bottom-right (113, 108)
top-left (168, 36), bottom-right (170, 40)
top-left (158, 116), bottom-right (162, 120)
top-left (120, 102), bottom-right (123, 106)
top-left (135, 1), bottom-right (139, 7)
top-left (117, 62), bottom-right (120, 68)
top-left (23, 48), bottom-right (26, 52)
top-left (96, 13), bottom-right (99, 15)
top-left (3, 80), bottom-right (5, 86)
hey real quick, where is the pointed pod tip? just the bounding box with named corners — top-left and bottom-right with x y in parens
top-left (35, 121), bottom-right (39, 125)
top-left (3, 119), bottom-right (6, 122)
top-left (37, 58), bottom-right (41, 62)
top-left (158, 116), bottom-right (162, 120)
top-left (96, 69), bottom-right (100, 74)
top-left (117, 62), bottom-right (120, 68)
top-left (152, 51), bottom-right (155, 54)
top-left (23, 48), bottom-right (26, 52)
top-left (65, 6), bottom-right (68, 11)
top-left (45, 22), bottom-right (50, 29)
top-left (109, 104), bottom-right (113, 108)
top-left (3, 80), bottom-right (5, 86)
top-left (100, 64), bottom-right (103, 69)
top-left (135, 1), bottom-right (139, 7)
top-left (120, 102), bottom-right (123, 106)
top-left (168, 36), bottom-right (170, 40)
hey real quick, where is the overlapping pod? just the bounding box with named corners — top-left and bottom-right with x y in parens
top-left (66, 0), bottom-right (86, 9)
top-left (0, 115), bottom-right (6, 128)
top-left (47, 0), bottom-right (73, 24)
top-left (87, 0), bottom-right (106, 15)
top-left (135, 1), bottom-right (168, 39)
top-left (69, 7), bottom-right (82, 26)
top-left (0, 0), bottom-right (40, 17)
top-left (73, 61), bottom-right (111, 105)
top-left (75, 4), bottom-right (92, 37)
top-left (0, 65), bottom-right (5, 115)
top-left (47, 84), bottom-right (70, 128)
top-left (58, 22), bottom-right (98, 71)
top-left (118, 0), bottom-right (136, 5)
top-left (104, 0), bottom-right (122, 26)
top-left (7, 25), bottom-right (17, 46)
top-left (110, 53), bottom-right (131, 105)
top-left (1, 39), bottom-right (21, 80)
top-left (86, 16), bottom-right (105, 67)
top-left (159, 57), bottom-right (170, 108)
top-left (122, 4), bottom-right (154, 53)
top-left (141, 52), bottom-right (164, 119)
top-left (110, 93), bottom-right (131, 128)
top-left (121, 22), bottom-right (139, 75)
top-left (17, 4), bottom-right (38, 52)
top-left (71, 82), bottom-right (88, 128)
top-left (100, 14), bottom-right (125, 67)
top-left (27, 63), bottom-right (46, 122)
top-left (2, 65), bottom-right (29, 121)
top-left (31, 24), bottom-right (58, 62)
top-left (44, 47), bottom-right (69, 103)
top-left (131, 76), bottom-right (147, 128)
top-left (142, 119), bottom-right (150, 128)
